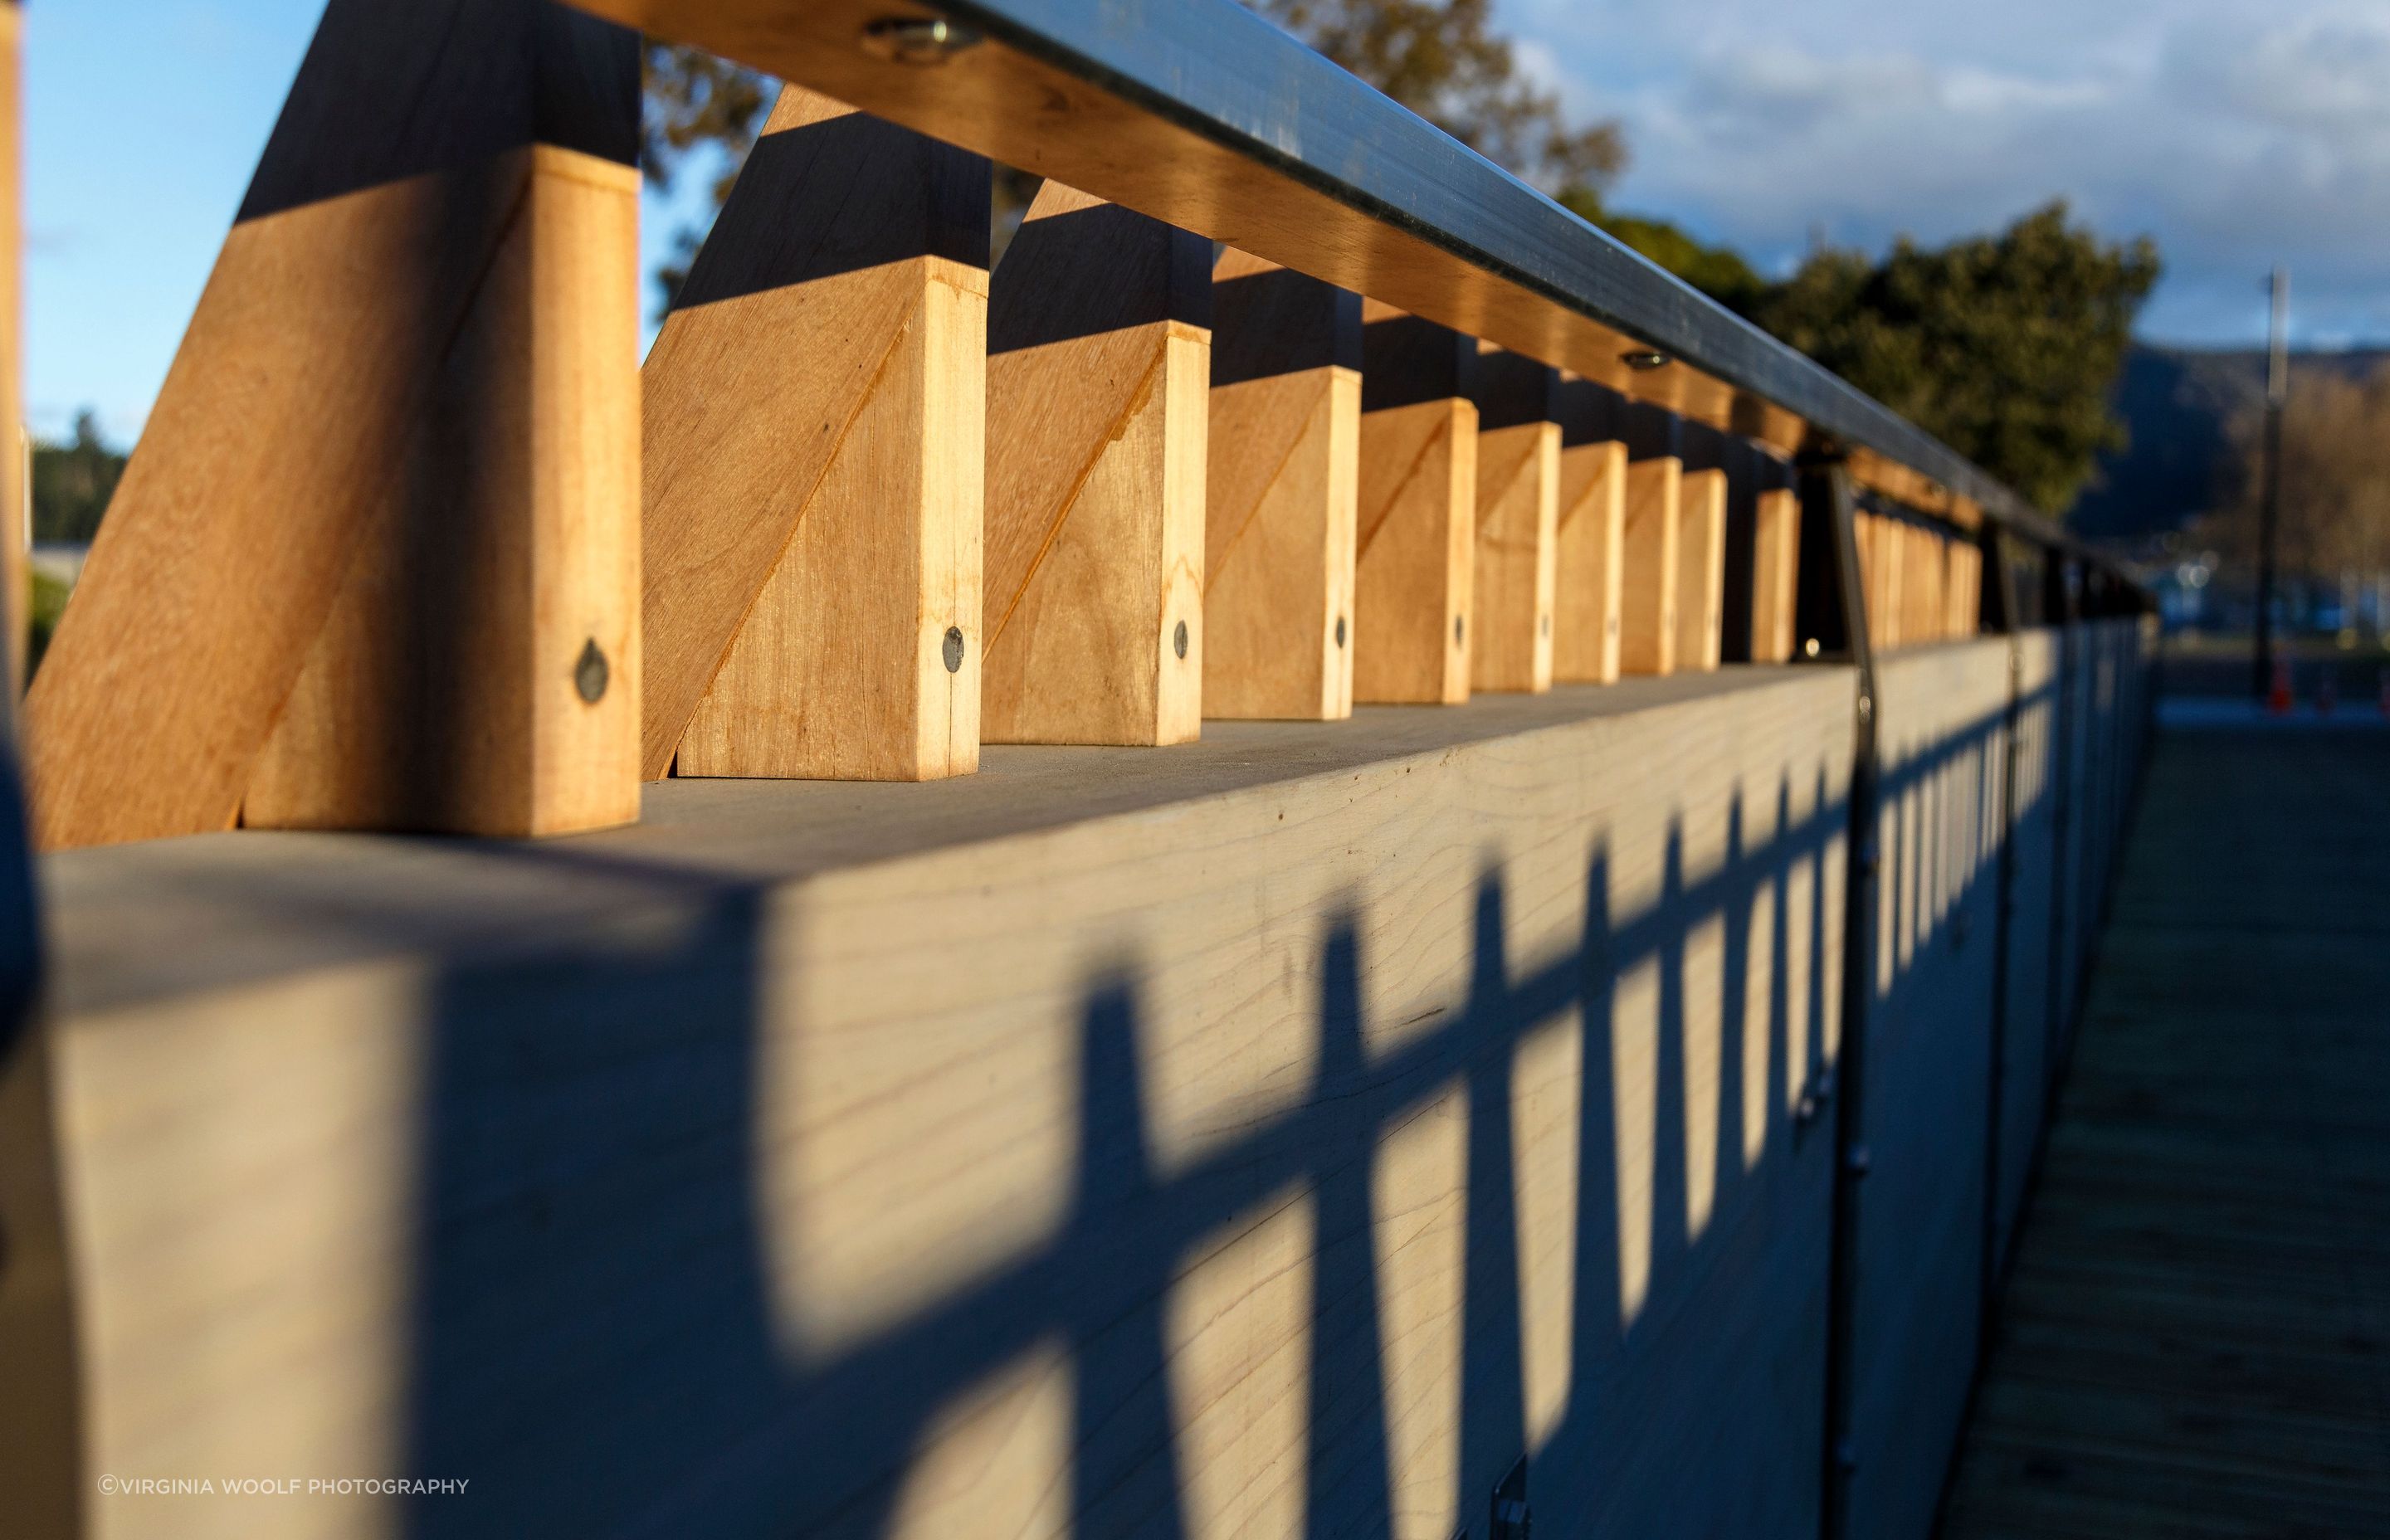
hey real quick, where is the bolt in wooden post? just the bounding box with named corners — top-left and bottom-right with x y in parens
top-left (1471, 346), bottom-right (1558, 694)
top-left (1552, 375), bottom-right (1626, 685)
top-left (1676, 425), bottom-right (1729, 673)
top-left (983, 183), bottom-right (1210, 745)
top-left (27, 0), bottom-right (643, 845)
top-left (1203, 250), bottom-right (1359, 720)
top-left (1618, 402), bottom-right (1683, 676)
top-left (1355, 304), bottom-right (1475, 704)
top-left (641, 89), bottom-right (988, 781)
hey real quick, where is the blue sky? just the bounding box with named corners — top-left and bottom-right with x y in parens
top-left (26, 0), bottom-right (2390, 442)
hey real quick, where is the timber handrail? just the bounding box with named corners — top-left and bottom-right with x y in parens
top-left (573, 0), bottom-right (2125, 572)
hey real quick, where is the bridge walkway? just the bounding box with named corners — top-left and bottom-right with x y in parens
top-left (1941, 725), bottom-right (2390, 1538)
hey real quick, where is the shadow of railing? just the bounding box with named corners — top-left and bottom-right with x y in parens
top-left (387, 679), bottom-right (2054, 1540)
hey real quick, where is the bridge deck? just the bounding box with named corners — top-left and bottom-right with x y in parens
top-left (1943, 725), bottom-right (2390, 1538)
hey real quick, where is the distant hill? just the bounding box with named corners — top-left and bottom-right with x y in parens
top-left (2070, 344), bottom-right (2390, 542)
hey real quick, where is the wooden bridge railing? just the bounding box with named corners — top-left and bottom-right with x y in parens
top-left (0, 3), bottom-right (2157, 1538)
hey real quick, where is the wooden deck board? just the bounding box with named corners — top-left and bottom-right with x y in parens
top-left (1942, 728), bottom-right (2390, 1540)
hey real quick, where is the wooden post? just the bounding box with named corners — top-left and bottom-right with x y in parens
top-left (1751, 460), bottom-right (1802, 664)
top-left (1553, 375), bottom-right (1625, 684)
top-left (1204, 250), bottom-right (1359, 720)
top-left (641, 89), bottom-right (988, 781)
top-left (1676, 426), bottom-right (1729, 673)
top-left (983, 183), bottom-right (1210, 745)
top-left (0, 0), bottom-right (18, 705)
top-left (1860, 509), bottom-right (1903, 654)
top-left (1618, 402), bottom-right (1681, 676)
top-left (1354, 304), bottom-right (1475, 704)
top-left (1470, 346), bottom-right (1558, 693)
top-left (26, 0), bottom-right (643, 845)
top-left (1946, 534), bottom-right (1981, 640)
top-left (0, 10), bottom-right (65, 1534)
top-left (1911, 523), bottom-right (1946, 643)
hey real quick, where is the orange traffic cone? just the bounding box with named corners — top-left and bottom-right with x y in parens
top-left (2267, 654), bottom-right (2294, 716)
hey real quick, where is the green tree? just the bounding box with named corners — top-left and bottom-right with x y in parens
top-left (32, 409), bottom-right (127, 545)
top-left (1556, 188), bottom-right (1767, 313)
top-left (1751, 203), bottom-right (2159, 514)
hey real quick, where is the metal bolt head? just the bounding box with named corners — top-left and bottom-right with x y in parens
top-left (1173, 620), bottom-right (1190, 660)
top-left (573, 639), bottom-right (609, 704)
top-left (1620, 348), bottom-right (1671, 372)
top-left (1805, 636), bottom-right (1822, 658)
top-left (1454, 613), bottom-right (1466, 646)
top-left (1334, 615), bottom-right (1347, 648)
top-left (942, 626), bottom-right (966, 674)
top-left (860, 16), bottom-right (983, 64)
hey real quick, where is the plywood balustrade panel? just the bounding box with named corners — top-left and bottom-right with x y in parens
top-left (1675, 467), bottom-right (1728, 674)
top-left (1354, 304), bottom-right (1475, 704)
top-left (32, 666), bottom-right (1858, 1540)
top-left (24, 0), bottom-right (643, 846)
top-left (1204, 249), bottom-right (1360, 721)
top-left (1551, 377), bottom-right (1625, 685)
top-left (983, 183), bottom-right (1210, 745)
top-left (1470, 348), bottom-right (1559, 694)
top-left (640, 89), bottom-right (988, 782)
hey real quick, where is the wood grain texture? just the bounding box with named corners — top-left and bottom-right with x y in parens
top-left (1857, 511), bottom-right (1903, 654)
top-left (1554, 437), bottom-right (1624, 685)
top-left (642, 89), bottom-right (988, 781)
top-left (1750, 487), bottom-right (1800, 665)
top-left (1618, 457), bottom-right (1681, 676)
top-left (1944, 539), bottom-right (1981, 640)
top-left (32, 665), bottom-right (1861, 1540)
top-left (1471, 348), bottom-right (1558, 694)
top-left (22, 0), bottom-right (641, 847)
top-left (1471, 420), bottom-right (1558, 693)
top-left (244, 146), bottom-right (641, 835)
top-left (1675, 466), bottom-right (1727, 674)
top-left (1907, 524), bottom-right (1946, 645)
top-left (984, 182), bottom-right (1210, 745)
top-left (1203, 250), bottom-right (1358, 721)
top-left (1355, 307), bottom-right (1475, 704)
top-left (1354, 402), bottom-right (1475, 704)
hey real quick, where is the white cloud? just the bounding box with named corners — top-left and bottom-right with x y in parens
top-left (1505, 0), bottom-right (2390, 344)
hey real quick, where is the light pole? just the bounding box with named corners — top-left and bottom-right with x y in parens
top-left (2252, 267), bottom-right (2288, 699)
